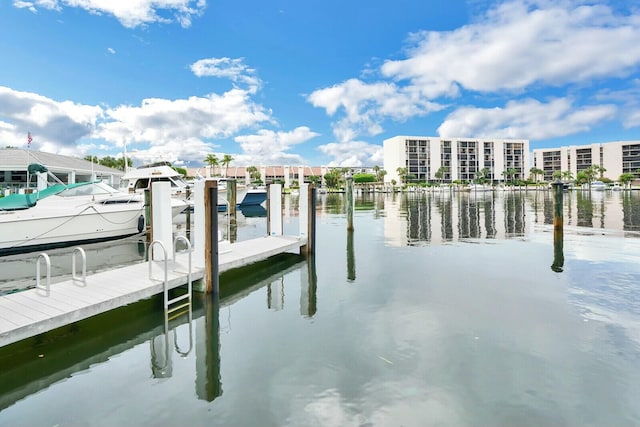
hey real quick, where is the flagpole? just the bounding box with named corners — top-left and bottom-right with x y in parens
top-left (26, 132), bottom-right (32, 190)
top-left (123, 137), bottom-right (128, 173)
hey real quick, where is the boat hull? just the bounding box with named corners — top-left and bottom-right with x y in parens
top-left (0, 205), bottom-right (145, 256)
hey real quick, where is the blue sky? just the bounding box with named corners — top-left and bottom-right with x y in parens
top-left (1, 0), bottom-right (639, 168)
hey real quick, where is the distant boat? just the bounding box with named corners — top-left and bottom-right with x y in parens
top-left (464, 184), bottom-right (492, 193)
top-left (611, 182), bottom-right (623, 191)
top-left (0, 180), bottom-right (186, 256)
top-left (120, 162), bottom-right (266, 209)
top-left (591, 180), bottom-right (607, 191)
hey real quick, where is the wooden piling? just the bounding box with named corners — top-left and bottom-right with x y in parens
top-left (228, 179), bottom-right (237, 217)
top-left (204, 180), bottom-right (219, 294)
top-left (300, 184), bottom-right (316, 256)
top-left (228, 179), bottom-right (237, 242)
top-left (346, 175), bottom-right (354, 231)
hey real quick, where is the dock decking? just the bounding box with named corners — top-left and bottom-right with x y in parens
top-left (0, 235), bottom-right (306, 348)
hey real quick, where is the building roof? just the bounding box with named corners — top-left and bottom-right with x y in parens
top-left (0, 148), bottom-right (124, 176)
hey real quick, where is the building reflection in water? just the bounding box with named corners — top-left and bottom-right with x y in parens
top-left (385, 191), bottom-right (529, 246)
top-left (381, 189), bottom-right (640, 246)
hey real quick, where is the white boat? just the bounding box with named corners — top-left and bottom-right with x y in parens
top-left (0, 181), bottom-right (186, 256)
top-left (611, 182), bottom-right (623, 191)
top-left (464, 184), bottom-right (493, 193)
top-left (119, 162), bottom-right (267, 210)
top-left (590, 180), bottom-right (607, 191)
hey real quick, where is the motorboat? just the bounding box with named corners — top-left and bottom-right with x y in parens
top-left (0, 181), bottom-right (187, 256)
top-left (119, 162), bottom-right (267, 210)
top-left (590, 180), bottom-right (607, 191)
top-left (611, 182), bottom-right (623, 191)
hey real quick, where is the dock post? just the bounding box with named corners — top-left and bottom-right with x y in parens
top-left (185, 185), bottom-right (191, 240)
top-left (228, 179), bottom-right (237, 217)
top-left (151, 182), bottom-right (173, 260)
top-left (204, 180), bottom-right (219, 294)
top-left (144, 188), bottom-right (152, 247)
top-left (346, 174), bottom-right (354, 231)
top-left (227, 179), bottom-right (237, 242)
top-left (299, 183), bottom-right (316, 255)
top-left (551, 180), bottom-right (564, 272)
top-left (267, 183), bottom-right (283, 236)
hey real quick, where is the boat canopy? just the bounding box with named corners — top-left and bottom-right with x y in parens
top-left (0, 182), bottom-right (94, 211)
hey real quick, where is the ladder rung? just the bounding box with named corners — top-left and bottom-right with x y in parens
top-left (167, 293), bottom-right (190, 305)
top-left (167, 301), bottom-right (190, 314)
top-left (168, 308), bottom-right (190, 321)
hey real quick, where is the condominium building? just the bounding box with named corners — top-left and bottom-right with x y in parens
top-left (532, 141), bottom-right (640, 181)
top-left (383, 136), bottom-right (530, 184)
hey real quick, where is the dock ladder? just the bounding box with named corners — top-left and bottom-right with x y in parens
top-left (148, 237), bottom-right (194, 376)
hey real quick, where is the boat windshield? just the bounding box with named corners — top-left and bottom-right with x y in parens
top-left (58, 182), bottom-right (118, 197)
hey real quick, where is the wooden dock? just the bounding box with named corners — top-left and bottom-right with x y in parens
top-left (0, 235), bottom-right (306, 348)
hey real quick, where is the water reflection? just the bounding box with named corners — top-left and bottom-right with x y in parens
top-left (347, 231), bottom-right (356, 282)
top-left (362, 190), bottom-right (640, 246)
top-left (0, 254), bottom-right (317, 410)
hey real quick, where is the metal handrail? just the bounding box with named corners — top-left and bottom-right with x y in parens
top-left (148, 240), bottom-right (168, 284)
top-left (72, 247), bottom-right (87, 286)
top-left (35, 253), bottom-right (51, 296)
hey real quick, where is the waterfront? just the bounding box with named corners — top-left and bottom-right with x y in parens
top-left (1, 190), bottom-right (640, 426)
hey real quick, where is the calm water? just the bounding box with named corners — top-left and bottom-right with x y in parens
top-left (1, 190), bottom-right (640, 426)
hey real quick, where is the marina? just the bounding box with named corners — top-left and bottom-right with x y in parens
top-left (1, 189), bottom-right (640, 425)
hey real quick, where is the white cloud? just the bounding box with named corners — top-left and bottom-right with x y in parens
top-left (190, 57), bottom-right (262, 93)
top-left (107, 47), bottom-right (116, 54)
top-left (382, 1), bottom-right (640, 95)
top-left (0, 86), bottom-right (103, 148)
top-left (95, 88), bottom-right (273, 158)
top-left (308, 0), bottom-right (640, 159)
top-left (13, 0), bottom-right (206, 28)
top-left (317, 140), bottom-right (383, 167)
top-left (233, 127), bottom-right (320, 165)
top-left (308, 78), bottom-right (441, 142)
top-left (437, 98), bottom-right (617, 139)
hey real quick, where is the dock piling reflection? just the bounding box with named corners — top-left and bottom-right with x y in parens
top-left (551, 181), bottom-right (564, 272)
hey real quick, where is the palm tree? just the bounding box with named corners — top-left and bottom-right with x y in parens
top-left (529, 167), bottom-right (544, 183)
top-left (561, 170), bottom-right (574, 182)
top-left (619, 173), bottom-right (634, 189)
top-left (246, 166), bottom-right (261, 184)
top-left (221, 154), bottom-right (234, 178)
top-left (396, 167), bottom-right (408, 184)
top-left (204, 154), bottom-right (219, 177)
top-left (434, 166), bottom-right (448, 185)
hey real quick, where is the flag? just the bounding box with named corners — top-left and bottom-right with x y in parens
top-left (27, 132), bottom-right (32, 148)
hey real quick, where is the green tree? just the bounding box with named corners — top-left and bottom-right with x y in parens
top-left (529, 167), bottom-right (544, 183)
top-left (246, 165), bottom-right (261, 184)
top-left (475, 167), bottom-right (491, 184)
top-left (434, 166), bottom-right (448, 185)
top-left (561, 170), bottom-right (574, 182)
top-left (619, 172), bottom-right (635, 188)
top-left (353, 173), bottom-right (376, 183)
top-left (221, 154), bottom-right (234, 177)
top-left (575, 170), bottom-right (589, 186)
top-left (324, 169), bottom-right (343, 188)
top-left (396, 167), bottom-right (408, 184)
top-left (204, 154), bottom-right (219, 177)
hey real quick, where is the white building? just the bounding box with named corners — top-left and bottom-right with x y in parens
top-left (383, 136), bottom-right (530, 184)
top-left (532, 141), bottom-right (640, 181)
